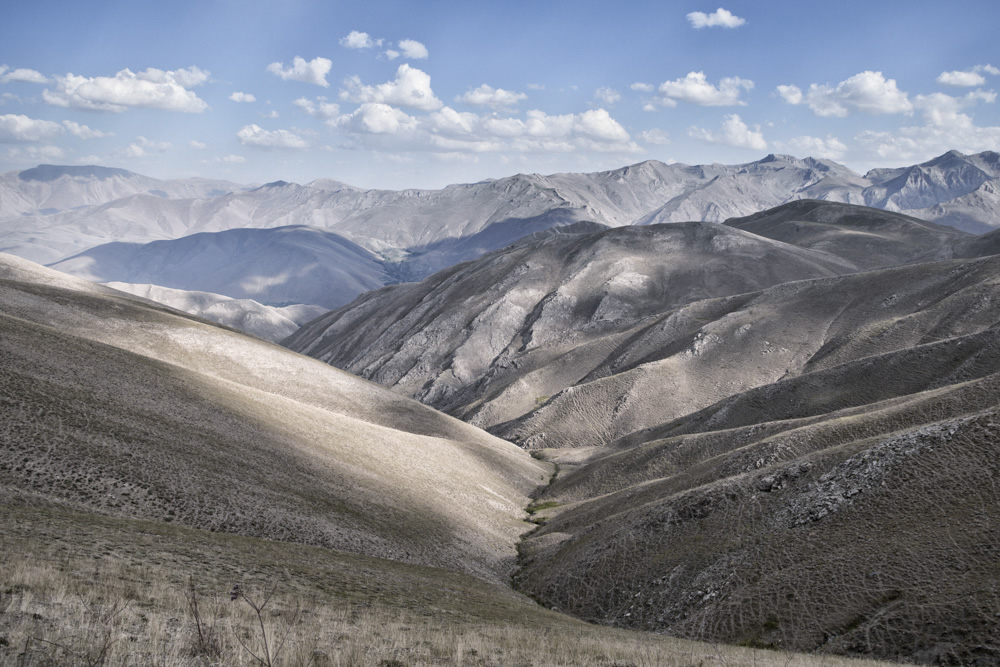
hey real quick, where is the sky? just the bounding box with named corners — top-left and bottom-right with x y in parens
top-left (1, 0), bottom-right (998, 190)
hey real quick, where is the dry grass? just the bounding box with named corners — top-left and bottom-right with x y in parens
top-left (0, 499), bottom-right (903, 667)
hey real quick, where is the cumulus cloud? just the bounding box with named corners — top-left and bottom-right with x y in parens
top-left (341, 64), bottom-right (443, 111)
top-left (689, 114), bottom-right (766, 150)
top-left (937, 64), bottom-right (1000, 87)
top-left (124, 136), bottom-right (171, 158)
top-left (266, 57), bottom-right (332, 87)
top-left (631, 82), bottom-right (654, 93)
top-left (778, 71), bottom-right (912, 117)
top-left (456, 84), bottom-right (527, 109)
top-left (334, 103), bottom-right (419, 135)
top-left (62, 120), bottom-right (112, 139)
top-left (329, 103), bottom-right (639, 156)
top-left (216, 154), bottom-right (245, 164)
top-left (229, 91), bottom-right (256, 103)
top-left (0, 67), bottom-right (50, 84)
top-left (638, 128), bottom-right (670, 145)
top-left (237, 124), bottom-right (308, 149)
top-left (340, 31), bottom-right (381, 49)
top-left (776, 84), bottom-right (803, 105)
top-left (856, 89), bottom-right (999, 162)
top-left (42, 66), bottom-right (209, 112)
top-left (659, 71), bottom-right (753, 106)
top-left (687, 8), bottom-right (746, 29)
top-left (594, 87), bottom-right (621, 105)
top-left (398, 39), bottom-right (429, 59)
top-left (0, 113), bottom-right (63, 142)
top-left (293, 96), bottom-right (341, 121)
top-left (190, 140), bottom-right (207, 149)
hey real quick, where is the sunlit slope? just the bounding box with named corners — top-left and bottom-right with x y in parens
top-left (0, 253), bottom-right (548, 583)
top-left (286, 220), bottom-right (859, 426)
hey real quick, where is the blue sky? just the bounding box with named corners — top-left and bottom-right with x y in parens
top-left (1, 0), bottom-right (997, 189)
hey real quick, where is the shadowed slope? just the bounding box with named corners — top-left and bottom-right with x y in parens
top-left (724, 199), bottom-right (970, 269)
top-left (49, 225), bottom-right (390, 309)
top-left (0, 253), bottom-right (548, 583)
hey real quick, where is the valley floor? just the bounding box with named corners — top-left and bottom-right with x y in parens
top-left (0, 498), bottom-right (904, 667)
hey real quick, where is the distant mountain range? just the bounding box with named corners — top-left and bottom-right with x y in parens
top-left (0, 149), bottom-right (997, 338)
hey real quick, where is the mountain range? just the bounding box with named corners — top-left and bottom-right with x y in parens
top-left (2, 150), bottom-right (999, 325)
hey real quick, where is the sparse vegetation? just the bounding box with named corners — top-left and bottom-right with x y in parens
top-left (0, 501), bottom-right (902, 666)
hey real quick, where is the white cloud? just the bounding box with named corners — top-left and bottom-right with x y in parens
top-left (687, 8), bottom-right (746, 29)
top-left (340, 64), bottom-right (443, 111)
top-left (384, 50), bottom-right (401, 60)
top-left (62, 120), bottom-right (112, 139)
top-left (330, 104), bottom-right (639, 156)
top-left (638, 128), bottom-right (670, 145)
top-left (237, 124), bottom-right (308, 149)
top-left (229, 91), bottom-right (256, 103)
top-left (659, 71), bottom-right (753, 106)
top-left (689, 114), bottom-right (766, 150)
top-left (427, 107), bottom-right (481, 136)
top-left (775, 134), bottom-right (847, 160)
top-left (776, 84), bottom-right (803, 105)
top-left (526, 83), bottom-right (545, 91)
top-left (124, 136), bottom-right (171, 158)
top-left (398, 39), bottom-right (429, 60)
top-left (266, 57), bottom-right (332, 87)
top-left (294, 96), bottom-right (341, 121)
top-left (856, 89), bottom-right (999, 162)
top-left (340, 31), bottom-right (381, 49)
top-left (938, 70), bottom-right (986, 87)
top-left (779, 71), bottom-right (912, 117)
top-left (216, 154), bottom-right (246, 164)
top-left (43, 67), bottom-right (209, 113)
top-left (456, 84), bottom-right (527, 109)
top-left (262, 110), bottom-right (279, 119)
top-left (334, 103), bottom-right (418, 135)
top-left (190, 140), bottom-right (207, 149)
top-left (937, 64), bottom-right (999, 87)
top-left (0, 113), bottom-right (63, 142)
top-left (594, 87), bottom-right (621, 105)
top-left (631, 82), bottom-right (654, 93)
top-left (0, 67), bottom-right (50, 84)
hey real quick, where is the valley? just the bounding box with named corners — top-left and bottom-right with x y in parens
top-left (2, 153), bottom-right (1000, 665)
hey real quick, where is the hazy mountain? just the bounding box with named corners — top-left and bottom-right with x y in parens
top-left (910, 175), bottom-right (1000, 234)
top-left (0, 163), bottom-right (239, 218)
top-left (635, 154), bottom-right (870, 224)
top-left (50, 225), bottom-right (390, 309)
top-left (863, 149), bottom-right (1000, 213)
top-left (0, 252), bottom-right (548, 582)
top-left (4, 151), bottom-right (998, 271)
top-left (103, 281), bottom-right (327, 341)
